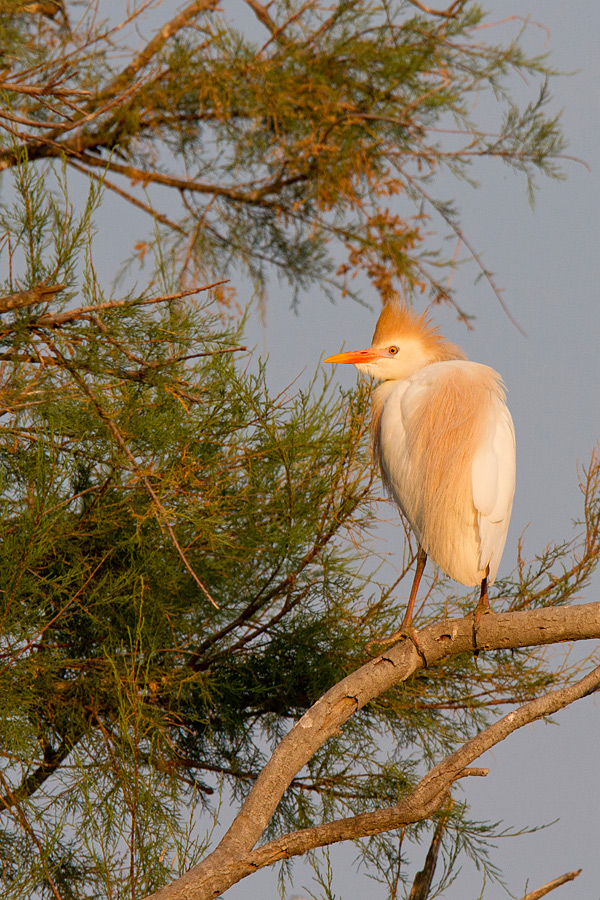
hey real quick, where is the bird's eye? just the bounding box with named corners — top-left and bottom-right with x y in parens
top-left (388, 346), bottom-right (399, 355)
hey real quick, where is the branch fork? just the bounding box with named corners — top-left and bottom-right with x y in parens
top-left (146, 602), bottom-right (600, 899)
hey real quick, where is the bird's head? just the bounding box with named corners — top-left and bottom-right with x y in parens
top-left (325, 302), bottom-right (465, 381)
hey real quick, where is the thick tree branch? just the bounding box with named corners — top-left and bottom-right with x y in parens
top-left (244, 0), bottom-right (278, 34)
top-left (175, 663), bottom-right (600, 892)
top-left (145, 602), bottom-right (600, 900)
top-left (0, 79), bottom-right (155, 171)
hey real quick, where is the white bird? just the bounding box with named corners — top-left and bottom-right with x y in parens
top-left (325, 302), bottom-right (515, 630)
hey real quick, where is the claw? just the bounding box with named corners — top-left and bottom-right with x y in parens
top-left (367, 625), bottom-right (427, 666)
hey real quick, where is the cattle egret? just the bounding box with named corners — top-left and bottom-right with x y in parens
top-left (325, 302), bottom-right (515, 631)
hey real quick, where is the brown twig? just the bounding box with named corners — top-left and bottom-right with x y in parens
top-left (405, 0), bottom-right (466, 18)
top-left (0, 770), bottom-right (65, 900)
top-left (0, 553), bottom-right (113, 678)
top-left (0, 738), bottom-right (76, 811)
top-left (73, 152), bottom-right (273, 206)
top-left (521, 869), bottom-right (582, 900)
top-left (67, 159), bottom-right (186, 233)
top-left (105, 0), bottom-right (219, 97)
top-left (34, 282), bottom-right (228, 327)
top-left (408, 800), bottom-right (454, 900)
top-left (400, 168), bottom-right (527, 337)
top-left (0, 282), bottom-right (66, 315)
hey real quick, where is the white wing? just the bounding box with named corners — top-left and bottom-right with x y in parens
top-left (471, 396), bottom-right (516, 582)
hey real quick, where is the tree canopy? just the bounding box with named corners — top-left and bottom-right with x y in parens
top-left (0, 3), bottom-right (598, 900)
top-left (0, 0), bottom-right (564, 312)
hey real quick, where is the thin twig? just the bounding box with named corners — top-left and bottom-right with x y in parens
top-left (405, 0), bottom-right (466, 18)
top-left (34, 281), bottom-right (228, 327)
top-left (67, 159), bottom-right (186, 233)
top-left (105, 0), bottom-right (219, 97)
top-left (521, 869), bottom-right (582, 900)
top-left (0, 771), bottom-right (64, 900)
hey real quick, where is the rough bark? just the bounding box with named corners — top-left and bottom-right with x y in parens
top-left (408, 803), bottom-right (453, 900)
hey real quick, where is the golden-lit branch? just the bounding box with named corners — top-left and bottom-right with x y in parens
top-left (146, 606), bottom-right (600, 899)
top-left (521, 869), bottom-right (582, 900)
top-left (0, 283), bottom-right (66, 315)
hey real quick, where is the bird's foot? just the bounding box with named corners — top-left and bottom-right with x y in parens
top-left (367, 626), bottom-right (428, 666)
top-left (366, 630), bottom-right (402, 652)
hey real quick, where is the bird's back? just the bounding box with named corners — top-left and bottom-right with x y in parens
top-left (372, 360), bottom-right (515, 586)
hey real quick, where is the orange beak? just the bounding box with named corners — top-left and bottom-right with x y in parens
top-left (324, 348), bottom-right (382, 365)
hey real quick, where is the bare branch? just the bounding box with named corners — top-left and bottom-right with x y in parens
top-left (33, 282), bottom-right (227, 327)
top-left (521, 869), bottom-right (582, 900)
top-left (244, 0), bottom-right (278, 34)
top-left (0, 283), bottom-right (66, 315)
top-left (405, 0), bottom-right (466, 18)
top-left (145, 603), bottom-right (600, 900)
top-left (408, 801), bottom-right (454, 900)
top-left (211, 663), bottom-right (600, 883)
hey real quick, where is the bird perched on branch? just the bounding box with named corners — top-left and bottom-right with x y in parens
top-left (325, 302), bottom-right (515, 631)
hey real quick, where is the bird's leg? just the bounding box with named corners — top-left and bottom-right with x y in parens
top-left (366, 547), bottom-right (428, 655)
top-left (474, 568), bottom-right (491, 627)
top-left (472, 568), bottom-right (492, 656)
top-left (401, 546), bottom-right (427, 631)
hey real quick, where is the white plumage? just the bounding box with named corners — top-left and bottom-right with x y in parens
top-left (325, 302), bottom-right (516, 628)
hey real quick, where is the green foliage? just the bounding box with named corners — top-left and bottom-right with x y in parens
top-left (0, 161), bottom-right (377, 897)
